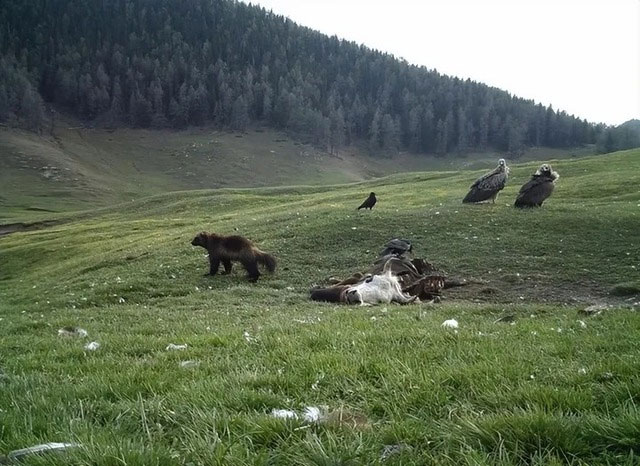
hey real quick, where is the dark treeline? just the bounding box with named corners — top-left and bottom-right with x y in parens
top-left (596, 120), bottom-right (640, 154)
top-left (0, 0), bottom-right (613, 155)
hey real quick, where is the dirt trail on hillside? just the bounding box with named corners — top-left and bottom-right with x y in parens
top-left (0, 220), bottom-right (60, 237)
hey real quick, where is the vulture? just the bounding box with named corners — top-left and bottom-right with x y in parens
top-left (462, 159), bottom-right (509, 203)
top-left (514, 164), bottom-right (559, 208)
top-left (357, 192), bottom-right (377, 210)
top-left (379, 238), bottom-right (412, 257)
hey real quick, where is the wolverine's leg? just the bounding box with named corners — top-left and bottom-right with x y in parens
top-left (243, 260), bottom-right (260, 282)
top-left (222, 259), bottom-right (233, 274)
top-left (209, 256), bottom-right (220, 275)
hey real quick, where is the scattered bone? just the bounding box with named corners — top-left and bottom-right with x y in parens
top-left (2, 443), bottom-right (80, 463)
top-left (179, 360), bottom-right (200, 368)
top-left (58, 327), bottom-right (88, 338)
top-left (165, 343), bottom-right (188, 351)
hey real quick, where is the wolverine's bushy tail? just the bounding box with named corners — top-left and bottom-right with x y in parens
top-left (256, 251), bottom-right (277, 272)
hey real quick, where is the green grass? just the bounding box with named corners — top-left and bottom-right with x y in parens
top-left (0, 149), bottom-right (639, 464)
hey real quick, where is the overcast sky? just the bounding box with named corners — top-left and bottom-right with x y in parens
top-left (248, 0), bottom-right (639, 126)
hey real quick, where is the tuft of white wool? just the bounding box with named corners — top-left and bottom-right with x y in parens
top-left (302, 406), bottom-right (326, 423)
top-left (84, 341), bottom-right (100, 351)
top-left (271, 409), bottom-right (298, 420)
top-left (441, 319), bottom-right (459, 329)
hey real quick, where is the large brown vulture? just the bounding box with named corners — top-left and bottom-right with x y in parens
top-left (463, 159), bottom-right (509, 204)
top-left (514, 164), bottom-right (559, 208)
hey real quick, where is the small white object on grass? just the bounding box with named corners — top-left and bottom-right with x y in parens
top-left (58, 327), bottom-right (88, 338)
top-left (166, 343), bottom-right (188, 351)
top-left (302, 406), bottom-right (326, 423)
top-left (380, 444), bottom-right (411, 461)
top-left (6, 443), bottom-right (80, 462)
top-left (578, 368), bottom-right (587, 375)
top-left (271, 409), bottom-right (298, 420)
top-left (243, 331), bottom-right (255, 343)
top-left (84, 341), bottom-right (100, 351)
top-left (179, 360), bottom-right (200, 368)
top-left (441, 319), bottom-right (459, 329)
top-left (578, 320), bottom-right (587, 328)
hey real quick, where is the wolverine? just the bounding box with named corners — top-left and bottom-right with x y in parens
top-left (191, 232), bottom-right (276, 282)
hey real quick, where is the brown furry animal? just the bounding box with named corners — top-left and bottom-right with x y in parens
top-left (191, 232), bottom-right (276, 282)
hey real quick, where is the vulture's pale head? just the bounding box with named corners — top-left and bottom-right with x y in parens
top-left (498, 158), bottom-right (509, 175)
top-left (536, 164), bottom-right (559, 181)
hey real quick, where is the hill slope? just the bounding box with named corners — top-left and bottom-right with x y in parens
top-left (1, 124), bottom-right (595, 222)
top-left (0, 150), bottom-right (639, 464)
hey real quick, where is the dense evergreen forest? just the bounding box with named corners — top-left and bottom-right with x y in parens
top-left (0, 0), bottom-right (633, 155)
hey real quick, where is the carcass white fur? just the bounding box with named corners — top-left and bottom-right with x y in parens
top-left (346, 260), bottom-right (417, 306)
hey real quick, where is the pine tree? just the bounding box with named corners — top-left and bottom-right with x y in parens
top-left (381, 113), bottom-right (399, 154)
top-left (230, 95), bottom-right (249, 130)
top-left (368, 109), bottom-right (382, 153)
top-left (108, 77), bottom-right (124, 125)
top-left (19, 83), bottom-right (45, 131)
top-left (456, 107), bottom-right (469, 153)
top-left (328, 106), bottom-right (346, 154)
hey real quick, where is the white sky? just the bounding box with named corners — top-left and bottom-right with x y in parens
top-left (249, 0), bottom-right (640, 126)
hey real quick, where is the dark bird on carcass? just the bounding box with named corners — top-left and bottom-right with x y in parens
top-left (357, 192), bottom-right (377, 210)
top-left (379, 238), bottom-right (412, 257)
top-left (514, 164), bottom-right (559, 208)
top-left (462, 159), bottom-right (509, 204)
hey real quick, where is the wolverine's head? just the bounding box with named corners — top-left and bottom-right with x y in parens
top-left (191, 232), bottom-right (209, 248)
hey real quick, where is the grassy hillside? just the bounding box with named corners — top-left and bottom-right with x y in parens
top-left (0, 150), bottom-right (639, 464)
top-left (0, 123), bottom-right (595, 222)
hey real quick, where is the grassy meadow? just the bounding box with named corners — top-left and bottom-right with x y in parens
top-left (0, 149), bottom-right (639, 464)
